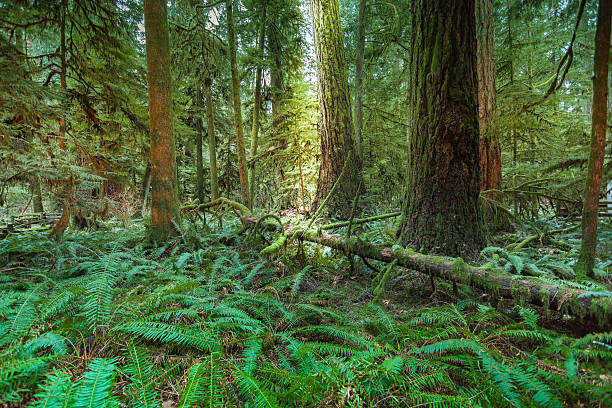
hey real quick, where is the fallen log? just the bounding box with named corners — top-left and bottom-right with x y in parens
top-left (243, 214), bottom-right (612, 329)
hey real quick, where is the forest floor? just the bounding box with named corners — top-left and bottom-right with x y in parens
top-left (0, 211), bottom-right (611, 408)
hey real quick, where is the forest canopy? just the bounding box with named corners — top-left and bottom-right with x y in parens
top-left (0, 0), bottom-right (611, 407)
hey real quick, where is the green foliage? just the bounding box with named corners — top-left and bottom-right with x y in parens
top-left (0, 223), bottom-right (610, 407)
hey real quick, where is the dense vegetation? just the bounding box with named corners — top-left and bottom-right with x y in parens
top-left (1, 0), bottom-right (610, 407)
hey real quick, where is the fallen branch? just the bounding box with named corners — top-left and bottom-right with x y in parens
top-left (320, 211), bottom-right (400, 231)
top-left (244, 215), bottom-right (612, 329)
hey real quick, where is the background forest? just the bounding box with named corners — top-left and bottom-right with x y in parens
top-left (0, 0), bottom-right (611, 407)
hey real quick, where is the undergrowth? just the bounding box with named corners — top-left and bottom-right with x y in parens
top-left (0, 217), bottom-right (611, 408)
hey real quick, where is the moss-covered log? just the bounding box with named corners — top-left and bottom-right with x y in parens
top-left (244, 215), bottom-right (611, 329)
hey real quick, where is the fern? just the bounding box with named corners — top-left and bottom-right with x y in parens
top-left (201, 351), bottom-right (225, 408)
top-left (29, 369), bottom-right (73, 408)
top-left (236, 369), bottom-right (281, 408)
top-left (72, 358), bottom-right (117, 408)
top-left (114, 321), bottom-right (219, 352)
top-left (177, 362), bottom-right (207, 408)
top-left (243, 337), bottom-right (263, 375)
top-left (123, 343), bottom-right (160, 408)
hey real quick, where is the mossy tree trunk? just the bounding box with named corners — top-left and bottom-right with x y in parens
top-left (248, 3), bottom-right (267, 209)
top-left (575, 0), bottom-right (611, 279)
top-left (353, 0), bottom-right (366, 162)
top-left (310, 0), bottom-right (363, 217)
top-left (476, 0), bottom-right (501, 193)
top-left (397, 0), bottom-right (485, 257)
top-left (144, 0), bottom-right (180, 241)
top-left (226, 0), bottom-right (249, 203)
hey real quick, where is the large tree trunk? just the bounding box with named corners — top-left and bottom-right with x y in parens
top-left (144, 0), bottom-right (180, 241)
top-left (248, 4), bottom-right (267, 209)
top-left (226, 0), bottom-right (249, 203)
top-left (310, 0), bottom-right (363, 217)
top-left (353, 0), bottom-right (366, 162)
top-left (476, 0), bottom-right (501, 193)
top-left (397, 0), bottom-right (485, 257)
top-left (575, 0), bottom-right (611, 279)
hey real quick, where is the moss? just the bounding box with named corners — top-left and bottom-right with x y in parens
top-left (511, 281), bottom-right (530, 306)
top-left (539, 289), bottom-right (551, 317)
top-left (479, 268), bottom-right (502, 298)
top-left (560, 295), bottom-right (586, 319)
top-left (451, 257), bottom-right (471, 285)
top-left (260, 233), bottom-right (287, 256)
top-left (589, 297), bottom-right (612, 328)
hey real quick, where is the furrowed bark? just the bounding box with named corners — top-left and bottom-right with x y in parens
top-left (575, 0), bottom-right (611, 279)
top-left (144, 0), bottom-right (180, 241)
top-left (397, 0), bottom-right (485, 256)
top-left (476, 0), bottom-right (501, 194)
top-left (310, 0), bottom-right (363, 218)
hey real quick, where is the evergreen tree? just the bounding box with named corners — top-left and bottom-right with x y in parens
top-left (575, 0), bottom-right (611, 278)
top-left (144, 0), bottom-right (180, 240)
top-left (310, 0), bottom-right (363, 218)
top-left (226, 0), bottom-right (249, 204)
top-left (396, 0), bottom-right (485, 256)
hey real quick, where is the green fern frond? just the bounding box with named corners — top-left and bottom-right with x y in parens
top-left (123, 343), bottom-right (160, 408)
top-left (29, 369), bottom-right (73, 408)
top-left (243, 337), bottom-right (263, 375)
top-left (201, 351), bottom-right (225, 408)
top-left (178, 362), bottom-right (206, 408)
top-left (114, 321), bottom-right (219, 352)
top-left (235, 369), bottom-right (281, 408)
top-left (72, 358), bottom-right (117, 408)
top-left (81, 271), bottom-right (115, 332)
top-left (24, 333), bottom-right (69, 356)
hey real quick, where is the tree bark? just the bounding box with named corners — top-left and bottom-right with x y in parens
top-left (575, 0), bottom-right (611, 279)
top-left (144, 0), bottom-right (180, 241)
top-left (142, 162), bottom-right (151, 216)
top-left (476, 0), bottom-right (501, 193)
top-left (226, 0), bottom-right (249, 203)
top-left (353, 0), bottom-right (366, 162)
top-left (397, 0), bottom-right (485, 257)
top-left (248, 4), bottom-right (267, 209)
top-left (310, 0), bottom-right (363, 218)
